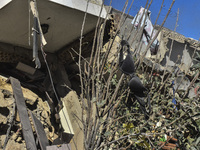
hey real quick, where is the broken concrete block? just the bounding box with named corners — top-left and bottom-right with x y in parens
top-left (16, 62), bottom-right (36, 75)
top-left (61, 91), bottom-right (84, 150)
top-left (0, 135), bottom-right (6, 147)
top-left (5, 139), bottom-right (26, 150)
top-left (59, 101), bottom-right (74, 139)
top-left (0, 90), bottom-right (13, 107)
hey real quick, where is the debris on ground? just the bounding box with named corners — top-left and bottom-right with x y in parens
top-left (0, 76), bottom-right (58, 150)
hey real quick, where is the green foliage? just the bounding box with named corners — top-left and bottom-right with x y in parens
top-left (81, 33), bottom-right (200, 150)
top-left (100, 63), bottom-right (200, 149)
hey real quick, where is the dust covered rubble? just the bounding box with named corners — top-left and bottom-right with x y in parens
top-left (0, 76), bottom-right (58, 150)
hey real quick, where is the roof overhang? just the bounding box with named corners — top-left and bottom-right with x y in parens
top-left (0, 0), bottom-right (12, 9)
top-left (49, 0), bottom-right (106, 18)
top-left (0, 0), bottom-right (107, 53)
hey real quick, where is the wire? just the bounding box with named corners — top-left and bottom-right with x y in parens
top-left (33, 0), bottom-right (78, 149)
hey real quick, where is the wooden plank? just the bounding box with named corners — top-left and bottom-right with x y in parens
top-left (46, 144), bottom-right (71, 150)
top-left (30, 111), bottom-right (49, 150)
top-left (10, 77), bottom-right (37, 150)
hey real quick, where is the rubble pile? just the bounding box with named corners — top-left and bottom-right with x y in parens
top-left (0, 76), bottom-right (58, 150)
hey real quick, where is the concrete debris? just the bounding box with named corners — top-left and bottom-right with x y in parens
top-left (0, 90), bottom-right (13, 107)
top-left (0, 4), bottom-right (199, 150)
top-left (3, 139), bottom-right (26, 150)
top-left (0, 75), bottom-right (59, 149)
top-left (61, 91), bottom-right (84, 150)
top-left (174, 75), bottom-right (190, 91)
top-left (0, 77), bottom-right (39, 105)
top-left (58, 91), bottom-right (85, 147)
top-left (59, 101), bottom-right (74, 136)
top-left (16, 62), bottom-right (36, 75)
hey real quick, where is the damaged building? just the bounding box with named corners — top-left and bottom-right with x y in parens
top-left (0, 0), bottom-right (107, 149)
top-left (0, 0), bottom-right (200, 150)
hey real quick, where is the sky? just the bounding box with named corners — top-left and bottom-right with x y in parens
top-left (104, 0), bottom-right (200, 40)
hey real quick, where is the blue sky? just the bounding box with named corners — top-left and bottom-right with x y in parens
top-left (104, 0), bottom-right (200, 40)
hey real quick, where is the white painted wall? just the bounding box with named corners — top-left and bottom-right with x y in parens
top-left (0, 0), bottom-right (12, 9)
top-left (0, 0), bottom-right (107, 52)
top-left (49, 0), bottom-right (107, 18)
